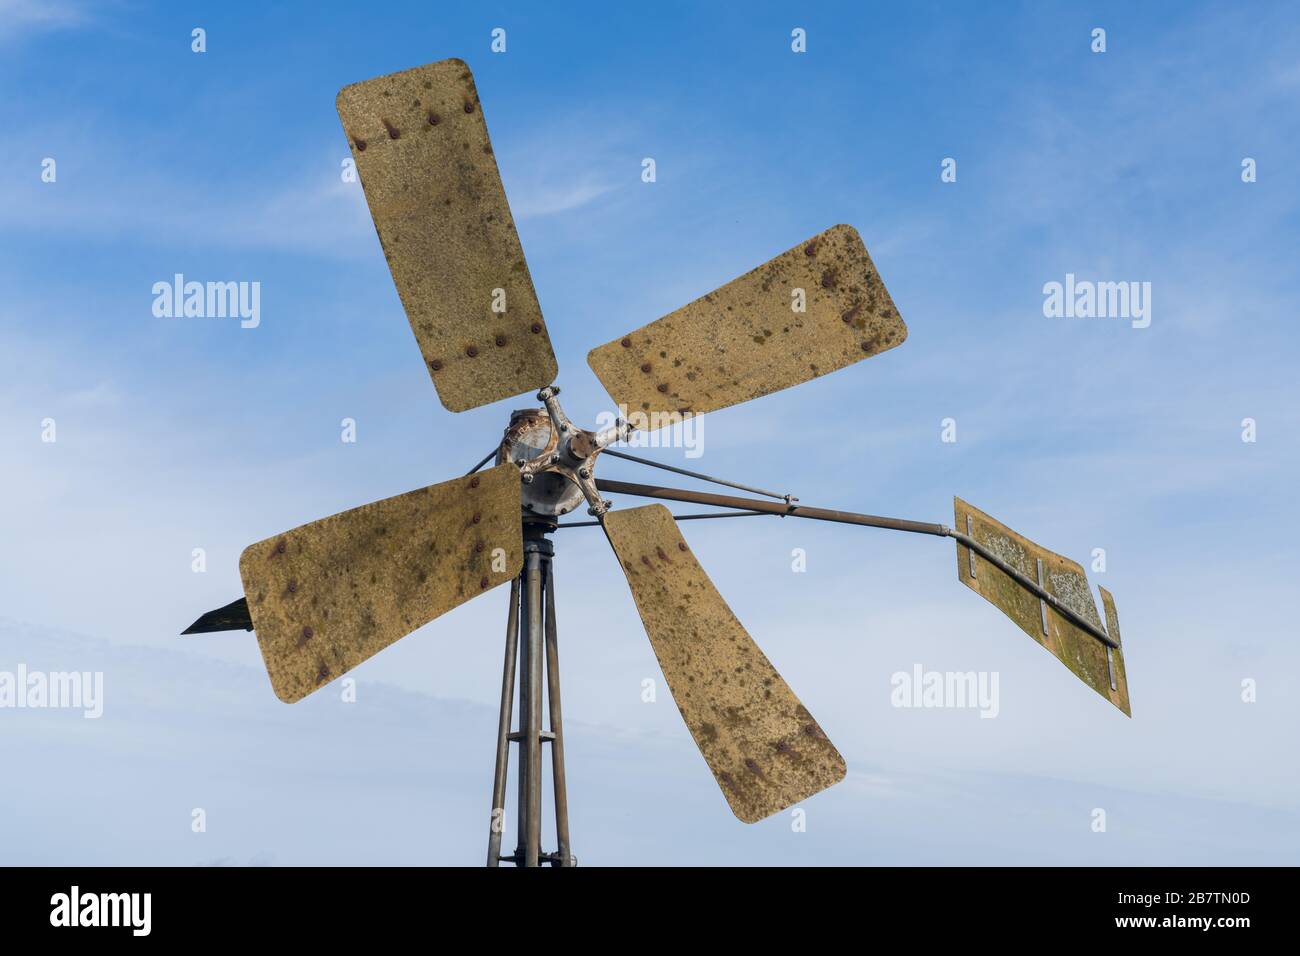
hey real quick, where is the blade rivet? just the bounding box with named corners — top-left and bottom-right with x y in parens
top-left (354, 139), bottom-right (367, 151)
top-left (530, 323), bottom-right (542, 334)
top-left (639, 362), bottom-right (651, 373)
top-left (383, 120), bottom-right (400, 139)
top-left (494, 334), bottom-right (507, 346)
top-left (275, 540), bottom-right (287, 554)
top-left (429, 359), bottom-right (443, 371)
top-left (463, 101), bottom-right (475, 113)
top-left (479, 576), bottom-right (489, 589)
top-left (466, 345), bottom-right (479, 357)
top-left (677, 542), bottom-right (687, 552)
top-left (804, 241), bottom-right (817, 256)
top-left (744, 759), bottom-right (762, 775)
top-left (821, 271), bottom-right (836, 289)
top-left (302, 626), bottom-right (313, 640)
top-left (620, 338), bottom-right (632, 348)
top-left (475, 541), bottom-right (484, 553)
top-left (427, 111), bottom-right (439, 126)
top-left (860, 342), bottom-right (872, 352)
top-left (472, 512), bottom-right (482, 524)
top-left (656, 383), bottom-right (668, 393)
top-left (469, 476), bottom-right (480, 488)
top-left (286, 580), bottom-right (297, 593)
top-left (316, 663), bottom-right (329, 683)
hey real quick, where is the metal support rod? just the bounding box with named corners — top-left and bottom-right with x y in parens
top-left (513, 568), bottom-right (531, 863)
top-left (521, 550), bottom-right (545, 867)
top-left (595, 478), bottom-right (947, 536)
top-left (595, 478), bottom-right (1118, 650)
top-left (543, 563), bottom-right (572, 867)
top-left (600, 448), bottom-right (796, 502)
top-left (556, 509), bottom-right (771, 529)
top-left (466, 448), bottom-right (500, 475)
top-left (486, 578), bottom-right (520, 867)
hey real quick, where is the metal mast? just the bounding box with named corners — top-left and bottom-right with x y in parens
top-left (486, 521), bottom-right (574, 867)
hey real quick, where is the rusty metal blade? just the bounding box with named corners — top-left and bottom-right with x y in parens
top-left (602, 504), bottom-right (846, 822)
top-left (337, 58), bottom-right (558, 413)
top-left (587, 224), bottom-right (905, 425)
top-left (954, 497), bottom-right (1131, 716)
top-left (182, 597), bottom-right (252, 634)
top-left (240, 464), bottom-right (523, 703)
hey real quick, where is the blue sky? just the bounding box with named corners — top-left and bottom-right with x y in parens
top-left (1, 0), bottom-right (1298, 865)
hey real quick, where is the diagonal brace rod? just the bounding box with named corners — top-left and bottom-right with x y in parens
top-left (600, 448), bottom-right (795, 502)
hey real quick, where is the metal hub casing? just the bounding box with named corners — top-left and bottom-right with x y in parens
top-left (498, 409), bottom-right (586, 518)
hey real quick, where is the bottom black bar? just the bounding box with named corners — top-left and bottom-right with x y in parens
top-left (0, 866), bottom-right (1281, 940)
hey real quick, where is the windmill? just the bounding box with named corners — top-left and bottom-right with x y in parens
top-left (184, 57), bottom-right (1131, 867)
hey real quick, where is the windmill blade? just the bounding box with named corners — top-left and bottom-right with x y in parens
top-left (954, 497), bottom-right (1131, 716)
top-left (602, 504), bottom-right (846, 822)
top-left (337, 58), bottom-right (558, 413)
top-left (587, 224), bottom-right (905, 426)
top-left (240, 464), bottom-right (523, 703)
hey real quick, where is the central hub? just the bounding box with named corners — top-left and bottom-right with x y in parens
top-left (497, 386), bottom-right (632, 520)
top-left (497, 408), bottom-right (587, 518)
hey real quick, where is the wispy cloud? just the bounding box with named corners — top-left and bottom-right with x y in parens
top-left (512, 179), bottom-right (616, 219)
top-left (0, 0), bottom-right (91, 41)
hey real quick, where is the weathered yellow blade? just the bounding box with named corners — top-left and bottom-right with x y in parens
top-left (954, 497), bottom-right (1131, 715)
top-left (588, 224), bottom-right (905, 426)
top-left (337, 58), bottom-right (558, 413)
top-left (240, 464), bottom-right (523, 703)
top-left (602, 504), bottom-right (846, 822)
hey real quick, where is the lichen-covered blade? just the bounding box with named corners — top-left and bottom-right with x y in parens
top-left (587, 224), bottom-right (905, 427)
top-left (602, 504), bottom-right (846, 822)
top-left (240, 464), bottom-right (523, 703)
top-left (954, 497), bottom-right (1131, 716)
top-left (337, 58), bottom-right (558, 413)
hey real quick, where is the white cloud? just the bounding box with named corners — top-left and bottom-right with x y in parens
top-left (0, 0), bottom-right (90, 40)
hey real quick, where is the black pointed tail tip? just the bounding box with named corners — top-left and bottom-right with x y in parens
top-left (181, 597), bottom-right (253, 635)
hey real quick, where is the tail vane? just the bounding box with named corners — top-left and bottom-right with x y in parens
top-left (954, 497), bottom-right (1130, 716)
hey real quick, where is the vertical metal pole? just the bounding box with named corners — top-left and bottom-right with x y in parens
top-left (522, 547), bottom-right (545, 867)
top-left (513, 566), bottom-right (531, 864)
top-left (486, 577), bottom-right (520, 867)
top-left (543, 562), bottom-right (573, 866)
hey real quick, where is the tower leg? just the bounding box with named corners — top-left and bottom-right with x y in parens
top-left (486, 579), bottom-right (520, 867)
top-left (544, 562), bottom-right (573, 866)
top-left (521, 548), bottom-right (544, 867)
